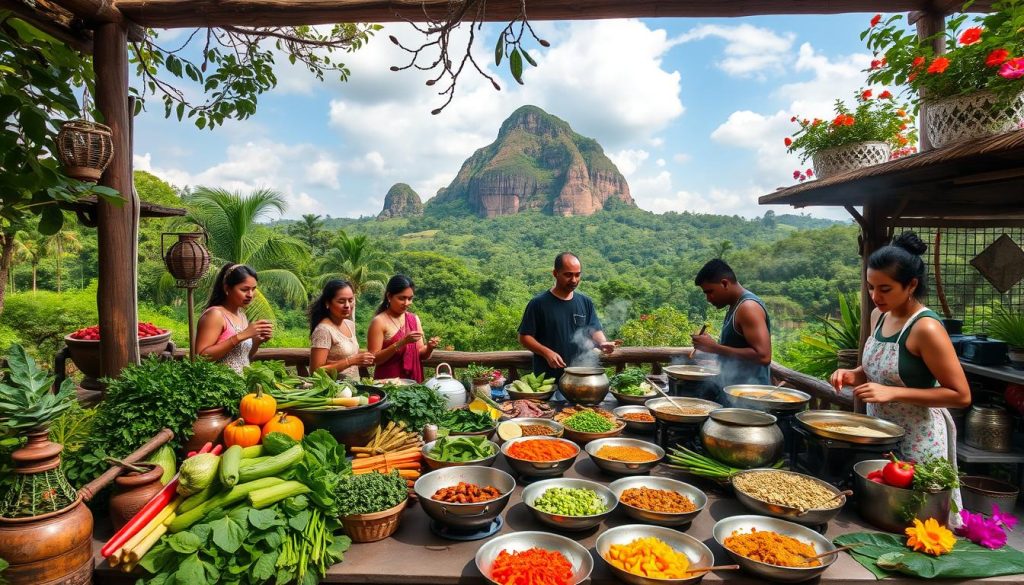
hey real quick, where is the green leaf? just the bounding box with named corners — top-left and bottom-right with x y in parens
top-left (522, 49), bottom-right (537, 67)
top-left (37, 205), bottom-right (64, 235)
top-left (167, 531), bottom-right (203, 554)
top-left (834, 533), bottom-right (1024, 579)
top-left (252, 549), bottom-right (280, 581)
top-left (175, 553), bottom-right (209, 585)
top-left (210, 515), bottom-right (246, 553)
top-left (287, 509), bottom-right (310, 532)
top-left (494, 36), bottom-right (504, 66)
top-left (510, 49), bottom-right (524, 84)
top-left (248, 507), bottom-right (279, 530)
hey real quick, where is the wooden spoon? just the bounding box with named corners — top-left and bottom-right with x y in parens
top-left (798, 544), bottom-right (860, 561)
top-left (685, 564), bottom-right (740, 575)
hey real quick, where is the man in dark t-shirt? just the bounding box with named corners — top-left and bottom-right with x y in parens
top-left (518, 253), bottom-right (617, 380)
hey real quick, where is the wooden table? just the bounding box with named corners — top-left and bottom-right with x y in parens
top-left (92, 452), bottom-right (1024, 584)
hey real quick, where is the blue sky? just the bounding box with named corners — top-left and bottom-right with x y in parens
top-left (132, 13), bottom-right (890, 221)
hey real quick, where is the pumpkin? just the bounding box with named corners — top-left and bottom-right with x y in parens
top-left (223, 418), bottom-right (262, 448)
top-left (240, 387), bottom-right (277, 425)
top-left (262, 412), bottom-right (304, 441)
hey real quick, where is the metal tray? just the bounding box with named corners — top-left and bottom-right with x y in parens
top-left (724, 385), bottom-right (810, 412)
top-left (795, 410), bottom-right (905, 445)
top-left (664, 365), bottom-right (719, 381)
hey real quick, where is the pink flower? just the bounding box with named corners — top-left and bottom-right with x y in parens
top-left (790, 116), bottom-right (797, 122)
top-left (793, 170), bottom-right (801, 179)
top-left (957, 510), bottom-right (1008, 549)
top-left (992, 505), bottom-right (1018, 531)
top-left (806, 169), bottom-right (813, 177)
top-left (998, 58), bottom-right (1024, 80)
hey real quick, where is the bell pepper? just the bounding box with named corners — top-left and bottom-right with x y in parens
top-left (866, 469), bottom-right (885, 484)
top-left (882, 454), bottom-right (914, 488)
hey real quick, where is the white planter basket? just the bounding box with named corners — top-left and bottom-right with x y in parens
top-left (811, 141), bottom-right (891, 180)
top-left (925, 89), bottom-right (1024, 149)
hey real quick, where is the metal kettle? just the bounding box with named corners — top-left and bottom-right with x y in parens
top-left (424, 363), bottom-right (468, 408)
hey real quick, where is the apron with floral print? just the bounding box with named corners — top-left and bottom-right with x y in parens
top-left (862, 307), bottom-right (961, 512)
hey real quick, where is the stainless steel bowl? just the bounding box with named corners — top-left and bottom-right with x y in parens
top-left (610, 389), bottom-right (658, 405)
top-left (522, 477), bottom-right (618, 531)
top-left (608, 476), bottom-right (707, 527)
top-left (597, 524), bottom-right (716, 585)
top-left (448, 423), bottom-right (497, 440)
top-left (731, 469), bottom-right (846, 526)
top-left (724, 385), bottom-right (811, 413)
top-left (613, 406), bottom-right (656, 433)
top-left (505, 384), bottom-right (556, 401)
top-left (700, 408), bottom-right (783, 469)
top-left (645, 397), bottom-right (721, 424)
top-left (561, 420), bottom-right (626, 446)
top-left (585, 438), bottom-right (664, 476)
top-left (713, 515), bottom-right (838, 583)
top-left (502, 417), bottom-right (564, 440)
top-left (853, 460), bottom-right (952, 533)
top-left (476, 531), bottom-right (594, 585)
top-left (421, 438), bottom-right (500, 470)
top-left (560, 366), bottom-right (610, 405)
top-left (796, 411), bottom-right (905, 445)
top-left (664, 365), bottom-right (719, 381)
top-left (500, 436), bottom-right (579, 479)
top-left (414, 466), bottom-right (515, 530)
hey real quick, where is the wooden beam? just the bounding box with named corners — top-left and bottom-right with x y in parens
top-left (95, 21), bottom-right (140, 378)
top-left (0, 0), bottom-right (94, 53)
top-left (113, 0), bottom-right (990, 29)
top-left (55, 0), bottom-right (146, 39)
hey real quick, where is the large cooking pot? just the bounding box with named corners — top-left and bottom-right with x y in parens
top-left (559, 366), bottom-right (609, 405)
top-left (424, 363), bottom-right (468, 408)
top-left (700, 408), bottom-right (783, 469)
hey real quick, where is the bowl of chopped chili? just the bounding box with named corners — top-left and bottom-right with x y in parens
top-left (585, 437), bottom-right (665, 476)
top-left (501, 436), bottom-right (579, 479)
top-left (415, 465), bottom-right (515, 530)
top-left (608, 476), bottom-right (707, 527)
top-left (476, 531), bottom-right (594, 585)
top-left (713, 515), bottom-right (837, 582)
top-left (613, 406), bottom-right (657, 433)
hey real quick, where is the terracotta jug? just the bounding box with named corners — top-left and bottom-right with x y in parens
top-left (183, 407), bottom-right (232, 453)
top-left (109, 463), bottom-right (165, 531)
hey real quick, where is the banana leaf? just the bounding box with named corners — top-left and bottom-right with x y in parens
top-left (835, 532), bottom-right (1024, 580)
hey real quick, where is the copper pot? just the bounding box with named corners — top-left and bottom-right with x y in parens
top-left (109, 464), bottom-right (165, 531)
top-left (0, 500), bottom-right (94, 585)
top-left (183, 407), bottom-right (232, 453)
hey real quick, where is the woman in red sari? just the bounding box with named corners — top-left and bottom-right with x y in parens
top-left (367, 275), bottom-right (440, 382)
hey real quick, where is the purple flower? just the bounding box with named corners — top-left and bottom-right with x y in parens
top-left (957, 510), bottom-right (1008, 549)
top-left (992, 505), bottom-right (1018, 531)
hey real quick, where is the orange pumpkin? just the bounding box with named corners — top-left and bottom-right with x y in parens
top-left (262, 412), bottom-right (304, 441)
top-left (240, 387), bottom-right (277, 425)
top-left (223, 418), bottom-right (262, 448)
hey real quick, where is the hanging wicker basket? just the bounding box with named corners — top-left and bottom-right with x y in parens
top-left (56, 119), bottom-right (114, 182)
top-left (162, 233), bottom-right (212, 288)
top-left (925, 89), bottom-right (1024, 149)
top-left (811, 141), bottom-right (891, 180)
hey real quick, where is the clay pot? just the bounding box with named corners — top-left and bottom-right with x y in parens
top-left (64, 330), bottom-right (173, 391)
top-left (0, 499), bottom-right (94, 585)
top-left (183, 407), bottom-right (232, 453)
top-left (109, 464), bottom-right (165, 531)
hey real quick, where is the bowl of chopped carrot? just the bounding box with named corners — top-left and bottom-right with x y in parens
top-left (476, 531), bottom-right (594, 585)
top-left (597, 524), bottom-right (716, 585)
top-left (501, 436), bottom-right (580, 479)
top-left (712, 515), bottom-right (837, 582)
top-left (585, 438), bottom-right (665, 476)
top-left (608, 476), bottom-right (707, 527)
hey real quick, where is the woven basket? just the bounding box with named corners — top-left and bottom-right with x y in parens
top-left (925, 89), bottom-right (1024, 149)
top-left (56, 120), bottom-right (114, 182)
top-left (341, 499), bottom-right (407, 542)
top-left (811, 141), bottom-right (891, 180)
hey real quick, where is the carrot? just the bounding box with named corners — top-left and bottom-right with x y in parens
top-left (350, 449), bottom-right (421, 469)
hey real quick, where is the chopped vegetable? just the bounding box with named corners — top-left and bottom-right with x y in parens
top-left (506, 439), bottom-right (577, 462)
top-left (490, 548), bottom-right (574, 585)
top-left (605, 536), bottom-right (692, 578)
top-left (336, 470), bottom-right (407, 516)
top-left (562, 410), bottom-right (616, 433)
top-left (532, 487), bottom-right (607, 516)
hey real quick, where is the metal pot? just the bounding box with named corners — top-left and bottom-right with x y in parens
top-left (965, 405), bottom-right (1012, 452)
top-left (853, 460), bottom-right (951, 533)
top-left (559, 367), bottom-right (609, 405)
top-left (415, 466), bottom-right (515, 530)
top-left (700, 408), bottom-right (783, 469)
top-left (424, 363), bottom-right (468, 408)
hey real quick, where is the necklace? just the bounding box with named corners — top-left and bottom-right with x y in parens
top-left (387, 312), bottom-right (404, 332)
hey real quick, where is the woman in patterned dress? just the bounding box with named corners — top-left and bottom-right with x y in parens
top-left (195, 264), bottom-right (273, 373)
top-left (308, 279), bottom-right (375, 378)
top-left (830, 233), bottom-right (970, 483)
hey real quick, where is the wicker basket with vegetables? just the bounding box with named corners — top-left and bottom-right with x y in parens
top-left (337, 471), bottom-right (409, 542)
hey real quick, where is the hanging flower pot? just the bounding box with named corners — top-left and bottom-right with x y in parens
top-left (811, 141), bottom-right (892, 180)
top-left (55, 119), bottom-right (114, 182)
top-left (925, 89), bottom-right (1024, 149)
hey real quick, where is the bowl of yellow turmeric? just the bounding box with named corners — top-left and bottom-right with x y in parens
top-left (585, 438), bottom-right (664, 476)
top-left (597, 524), bottom-right (715, 585)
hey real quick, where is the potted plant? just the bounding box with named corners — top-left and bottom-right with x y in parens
top-left (464, 363), bottom-right (499, 397)
top-left (64, 322), bottom-right (172, 390)
top-left (785, 89), bottom-right (917, 179)
top-left (863, 2), bottom-right (1024, 148)
top-left (987, 306), bottom-right (1024, 368)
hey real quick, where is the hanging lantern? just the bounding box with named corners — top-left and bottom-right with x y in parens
top-left (162, 232), bottom-right (211, 288)
top-left (55, 120), bottom-right (114, 182)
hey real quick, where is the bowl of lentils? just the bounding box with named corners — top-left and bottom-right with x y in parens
top-left (556, 407), bottom-right (625, 445)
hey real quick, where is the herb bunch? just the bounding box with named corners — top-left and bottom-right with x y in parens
top-left (610, 367), bottom-right (648, 392)
top-left (335, 470), bottom-right (407, 516)
top-left (912, 457), bottom-right (961, 492)
top-left (381, 383), bottom-right (448, 431)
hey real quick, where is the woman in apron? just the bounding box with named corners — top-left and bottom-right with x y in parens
top-left (830, 233), bottom-right (970, 511)
top-left (367, 275), bottom-right (440, 383)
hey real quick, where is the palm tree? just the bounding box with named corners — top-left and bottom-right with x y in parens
top-left (712, 240), bottom-right (734, 261)
top-left (288, 213), bottom-right (328, 255)
top-left (13, 232), bottom-right (46, 292)
top-left (317, 231), bottom-right (390, 296)
top-left (45, 229), bottom-right (82, 292)
top-left (180, 187), bottom-right (309, 321)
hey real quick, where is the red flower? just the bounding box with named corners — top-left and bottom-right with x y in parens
top-left (908, 72), bottom-right (918, 81)
top-left (790, 116), bottom-right (797, 122)
top-left (912, 56), bottom-right (926, 68)
top-left (806, 169), bottom-right (814, 177)
top-left (927, 57), bottom-right (950, 74)
top-left (784, 137), bottom-right (793, 147)
top-left (870, 14), bottom-right (882, 27)
top-left (793, 170), bottom-right (801, 179)
top-left (879, 90), bottom-right (893, 99)
top-left (959, 27), bottom-right (982, 46)
top-left (832, 115), bottom-right (844, 127)
top-left (987, 48), bottom-right (1010, 67)
top-left (861, 89), bottom-right (873, 100)
top-left (812, 119), bottom-right (822, 127)
top-left (844, 115), bottom-right (855, 126)
top-left (870, 59), bottom-right (881, 70)
top-left (900, 122), bottom-right (908, 130)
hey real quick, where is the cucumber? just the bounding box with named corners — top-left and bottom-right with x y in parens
top-left (240, 445), bottom-right (264, 459)
top-left (168, 477), bottom-right (284, 533)
top-left (239, 455), bottom-right (270, 468)
top-left (147, 444), bottom-right (177, 485)
top-left (237, 444), bottom-right (304, 483)
top-left (219, 445), bottom-right (243, 488)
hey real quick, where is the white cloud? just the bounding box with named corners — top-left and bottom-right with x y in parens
top-left (677, 24), bottom-right (795, 78)
top-left (656, 158), bottom-right (666, 167)
top-left (306, 156), bottom-right (341, 189)
top-left (672, 153), bottom-right (692, 164)
top-left (608, 149), bottom-right (650, 177)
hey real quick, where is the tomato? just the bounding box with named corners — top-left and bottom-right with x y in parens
top-left (881, 454), bottom-right (914, 488)
top-left (367, 395), bottom-right (381, 404)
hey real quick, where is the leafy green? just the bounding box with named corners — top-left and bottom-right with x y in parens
top-left (610, 367), bottom-right (647, 391)
top-left (0, 344), bottom-right (76, 436)
top-left (0, 556), bottom-right (8, 585)
top-left (335, 470), bottom-right (407, 516)
top-left (294, 430), bottom-right (351, 515)
top-left (439, 409), bottom-right (494, 433)
top-left (913, 457), bottom-right (960, 492)
top-left (381, 383), bottom-right (448, 430)
top-left (262, 432), bottom-right (298, 456)
top-left (429, 435), bottom-right (495, 462)
top-left (835, 532), bottom-right (1024, 579)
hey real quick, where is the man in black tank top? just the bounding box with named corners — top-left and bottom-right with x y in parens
top-left (692, 259), bottom-right (772, 386)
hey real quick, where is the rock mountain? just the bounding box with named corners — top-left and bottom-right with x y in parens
top-left (425, 105), bottom-right (635, 218)
top-left (378, 183), bottom-right (423, 219)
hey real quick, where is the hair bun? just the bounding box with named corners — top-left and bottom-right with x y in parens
top-left (893, 232), bottom-right (927, 256)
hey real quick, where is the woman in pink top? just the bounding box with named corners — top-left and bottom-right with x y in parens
top-left (195, 264), bottom-right (273, 373)
top-left (367, 275), bottom-right (440, 383)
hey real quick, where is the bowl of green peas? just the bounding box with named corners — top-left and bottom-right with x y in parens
top-left (521, 478), bottom-right (618, 531)
top-left (557, 408), bottom-right (625, 446)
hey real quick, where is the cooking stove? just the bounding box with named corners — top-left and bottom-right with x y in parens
top-left (790, 425), bottom-right (901, 489)
top-left (667, 377), bottom-right (719, 402)
top-left (654, 419), bottom-right (703, 452)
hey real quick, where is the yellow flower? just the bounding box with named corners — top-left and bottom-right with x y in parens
top-left (905, 518), bottom-right (956, 556)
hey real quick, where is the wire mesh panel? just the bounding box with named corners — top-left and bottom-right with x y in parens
top-left (889, 225), bottom-right (1024, 333)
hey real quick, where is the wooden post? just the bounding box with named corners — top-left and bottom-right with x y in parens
top-left (95, 22), bottom-right (140, 377)
top-left (915, 10), bottom-right (945, 152)
top-left (856, 201), bottom-right (892, 413)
